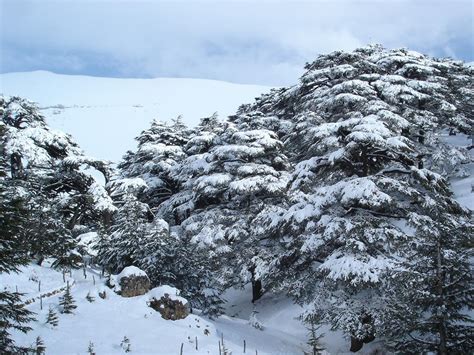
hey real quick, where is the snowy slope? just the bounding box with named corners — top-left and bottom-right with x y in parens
top-left (3, 263), bottom-right (389, 354)
top-left (1, 264), bottom-right (310, 355)
top-left (0, 71), bottom-right (271, 162)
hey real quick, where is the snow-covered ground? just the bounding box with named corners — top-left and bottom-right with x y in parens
top-left (0, 71), bottom-right (271, 162)
top-left (2, 264), bottom-right (310, 354)
top-left (2, 261), bottom-right (392, 354)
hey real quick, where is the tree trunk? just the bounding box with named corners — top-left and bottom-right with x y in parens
top-left (437, 239), bottom-right (448, 355)
top-left (11, 153), bottom-right (24, 179)
top-left (252, 279), bottom-right (262, 303)
top-left (350, 337), bottom-right (364, 352)
top-left (249, 266), bottom-right (262, 303)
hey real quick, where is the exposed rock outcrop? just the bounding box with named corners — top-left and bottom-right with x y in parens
top-left (147, 286), bottom-right (189, 320)
top-left (111, 266), bottom-right (151, 297)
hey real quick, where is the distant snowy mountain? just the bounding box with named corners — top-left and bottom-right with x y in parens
top-left (0, 71), bottom-right (271, 162)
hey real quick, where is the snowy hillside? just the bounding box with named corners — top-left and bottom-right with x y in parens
top-left (0, 71), bottom-right (271, 162)
top-left (0, 264), bottom-right (309, 355)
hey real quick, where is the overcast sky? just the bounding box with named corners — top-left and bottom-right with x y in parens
top-left (1, 0), bottom-right (473, 85)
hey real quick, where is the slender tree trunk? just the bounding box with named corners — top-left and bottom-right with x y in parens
top-left (437, 239), bottom-right (448, 355)
top-left (250, 267), bottom-right (262, 303)
top-left (350, 337), bottom-right (363, 352)
top-left (252, 279), bottom-right (262, 303)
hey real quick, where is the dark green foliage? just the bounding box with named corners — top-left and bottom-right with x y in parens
top-left (59, 284), bottom-right (77, 314)
top-left (0, 121), bottom-right (35, 354)
top-left (304, 315), bottom-right (325, 355)
top-left (87, 341), bottom-right (95, 355)
top-left (1, 96), bottom-right (115, 266)
top-left (0, 290), bottom-right (35, 354)
top-left (45, 307), bottom-right (58, 327)
top-left (97, 194), bottom-right (149, 273)
top-left (86, 292), bottom-right (95, 303)
top-left (34, 336), bottom-right (45, 355)
top-left (383, 214), bottom-right (473, 354)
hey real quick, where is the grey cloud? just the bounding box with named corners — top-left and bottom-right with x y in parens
top-left (1, 0), bottom-right (472, 85)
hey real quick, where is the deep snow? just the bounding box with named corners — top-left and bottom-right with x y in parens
top-left (2, 264), bottom-right (311, 354)
top-left (1, 262), bottom-right (392, 354)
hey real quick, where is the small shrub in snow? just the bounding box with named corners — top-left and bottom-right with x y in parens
top-left (87, 341), bottom-right (96, 355)
top-left (34, 336), bottom-right (46, 355)
top-left (59, 283), bottom-right (77, 314)
top-left (304, 315), bottom-right (325, 355)
top-left (86, 292), bottom-right (95, 303)
top-left (249, 310), bottom-right (264, 331)
top-left (120, 336), bottom-right (131, 353)
top-left (45, 306), bottom-right (58, 327)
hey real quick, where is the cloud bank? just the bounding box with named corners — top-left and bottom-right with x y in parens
top-left (1, 0), bottom-right (473, 85)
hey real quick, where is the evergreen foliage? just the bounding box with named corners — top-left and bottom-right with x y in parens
top-left (45, 307), bottom-right (59, 327)
top-left (120, 336), bottom-right (131, 353)
top-left (2, 46), bottom-right (471, 353)
top-left (232, 45), bottom-right (473, 350)
top-left (383, 213), bottom-right (473, 353)
top-left (86, 292), bottom-right (95, 303)
top-left (59, 283), bottom-right (77, 314)
top-left (1, 96), bottom-right (115, 265)
top-left (0, 119), bottom-right (35, 354)
top-left (34, 336), bottom-right (46, 355)
top-left (87, 341), bottom-right (95, 355)
top-left (304, 315), bottom-right (325, 355)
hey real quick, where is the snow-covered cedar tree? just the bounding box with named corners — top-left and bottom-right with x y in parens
top-left (1, 96), bottom-right (116, 265)
top-left (232, 45), bottom-right (473, 351)
top-left (96, 191), bottom-right (151, 273)
top-left (0, 121), bottom-right (35, 354)
top-left (117, 117), bottom-right (190, 209)
top-left (137, 219), bottom-right (186, 288)
top-left (97, 168), bottom-right (198, 309)
top-left (158, 121), bottom-right (290, 306)
top-left (382, 212), bottom-right (473, 354)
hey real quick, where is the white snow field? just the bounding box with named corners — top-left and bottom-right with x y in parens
top-left (0, 71), bottom-right (271, 162)
top-left (1, 264), bottom-right (309, 354)
top-left (2, 262), bottom-right (391, 354)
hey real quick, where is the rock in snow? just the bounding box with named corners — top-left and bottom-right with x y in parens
top-left (148, 286), bottom-right (190, 320)
top-left (110, 266), bottom-right (151, 297)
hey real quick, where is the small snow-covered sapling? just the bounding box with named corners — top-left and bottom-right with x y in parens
top-left (59, 282), bottom-right (77, 313)
top-left (249, 310), bottom-right (264, 330)
top-left (86, 292), bottom-right (95, 303)
top-left (35, 336), bottom-right (46, 355)
top-left (46, 306), bottom-right (59, 327)
top-left (88, 341), bottom-right (96, 355)
top-left (120, 336), bottom-right (131, 353)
